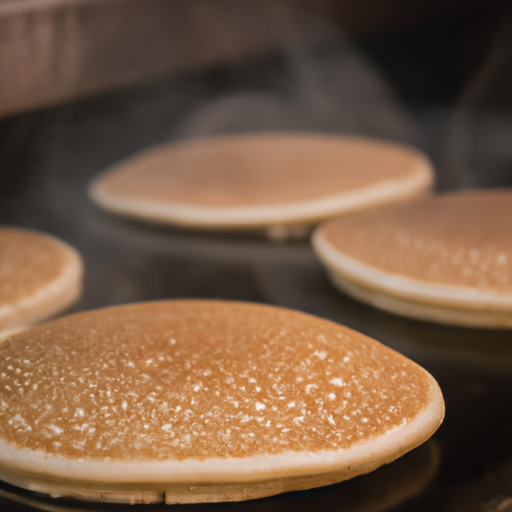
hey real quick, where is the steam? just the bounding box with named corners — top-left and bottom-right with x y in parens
top-left (447, 6), bottom-right (512, 188)
top-left (175, 26), bottom-right (417, 146)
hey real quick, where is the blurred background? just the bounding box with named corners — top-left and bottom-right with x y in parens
top-left (1, 0), bottom-right (512, 197)
top-left (2, 1), bottom-right (512, 511)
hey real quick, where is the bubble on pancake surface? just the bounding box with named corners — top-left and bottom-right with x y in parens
top-left (0, 302), bottom-right (433, 463)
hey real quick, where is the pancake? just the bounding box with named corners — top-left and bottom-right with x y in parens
top-left (0, 228), bottom-right (83, 339)
top-left (89, 134), bottom-right (433, 238)
top-left (0, 300), bottom-right (444, 504)
top-left (313, 190), bottom-right (512, 328)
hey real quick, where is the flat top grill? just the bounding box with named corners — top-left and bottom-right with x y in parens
top-left (1, 6), bottom-right (512, 508)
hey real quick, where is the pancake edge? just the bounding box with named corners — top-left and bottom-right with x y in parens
top-left (313, 228), bottom-right (512, 312)
top-left (329, 270), bottom-right (512, 327)
top-left (0, 441), bottom-right (441, 506)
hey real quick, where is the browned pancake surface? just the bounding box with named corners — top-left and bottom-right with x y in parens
top-left (95, 135), bottom-right (429, 208)
top-left (0, 229), bottom-right (71, 308)
top-left (320, 190), bottom-right (512, 293)
top-left (0, 301), bottom-right (431, 461)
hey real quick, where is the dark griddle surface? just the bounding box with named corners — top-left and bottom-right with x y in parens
top-left (1, 30), bottom-right (512, 510)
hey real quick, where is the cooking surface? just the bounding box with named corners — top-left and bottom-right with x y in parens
top-left (1, 21), bottom-right (512, 511)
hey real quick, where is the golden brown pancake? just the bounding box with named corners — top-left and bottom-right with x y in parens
top-left (0, 300), bottom-right (444, 504)
top-left (89, 134), bottom-right (433, 238)
top-left (0, 228), bottom-right (83, 338)
top-left (313, 190), bottom-right (512, 327)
